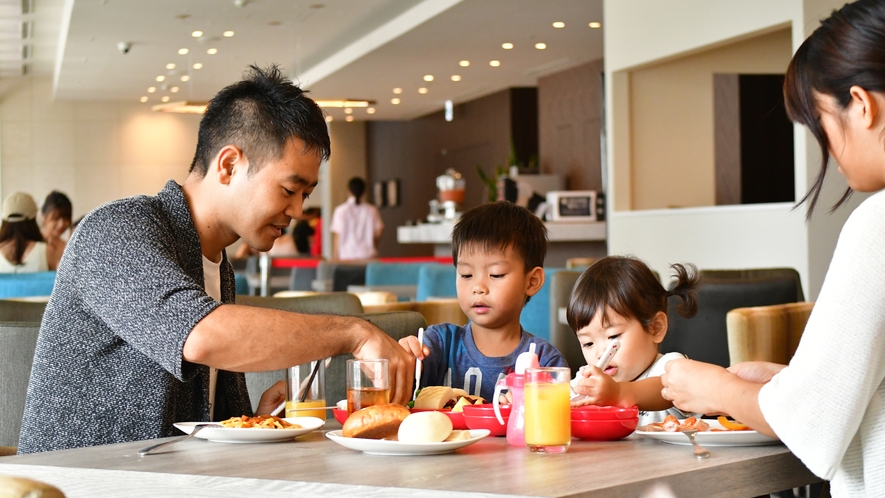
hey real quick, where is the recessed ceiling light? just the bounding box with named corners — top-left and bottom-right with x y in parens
top-left (192, 30), bottom-right (203, 37)
top-left (553, 21), bottom-right (565, 28)
top-left (178, 48), bottom-right (188, 55)
top-left (161, 96), bottom-right (170, 102)
top-left (418, 87), bottom-right (428, 94)
top-left (140, 96), bottom-right (148, 103)
top-left (171, 86), bottom-right (180, 93)
top-left (148, 87), bottom-right (156, 93)
top-left (166, 63), bottom-right (176, 70)
top-left (535, 43), bottom-right (547, 50)
top-left (451, 75), bottom-right (461, 82)
top-left (223, 31), bottom-right (235, 37)
top-left (344, 108), bottom-right (353, 114)
top-left (489, 60), bottom-right (501, 67)
top-left (502, 42), bottom-right (513, 50)
top-left (391, 98), bottom-right (401, 105)
top-left (589, 22), bottom-right (602, 28)
top-left (193, 63), bottom-right (203, 69)
top-left (207, 48), bottom-right (218, 55)
top-left (181, 75), bottom-right (191, 82)
top-left (366, 107), bottom-right (376, 114)
top-left (325, 115), bottom-right (333, 122)
top-left (345, 115), bottom-right (354, 122)
top-left (459, 60), bottom-right (470, 67)
top-left (156, 75), bottom-right (165, 82)
top-left (393, 87), bottom-right (402, 94)
top-left (423, 75), bottom-right (434, 82)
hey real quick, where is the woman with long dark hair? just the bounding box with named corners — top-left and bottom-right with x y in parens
top-left (0, 192), bottom-right (48, 273)
top-left (40, 190), bottom-right (72, 270)
top-left (660, 1), bottom-right (885, 495)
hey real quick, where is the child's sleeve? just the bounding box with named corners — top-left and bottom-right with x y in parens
top-left (538, 341), bottom-right (571, 370)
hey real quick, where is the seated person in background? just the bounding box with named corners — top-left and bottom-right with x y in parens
top-left (39, 190), bottom-right (73, 270)
top-left (330, 177), bottom-right (383, 260)
top-left (399, 201), bottom-right (568, 401)
top-left (293, 207), bottom-right (320, 256)
top-left (0, 192), bottom-right (49, 273)
top-left (567, 256), bottom-right (699, 427)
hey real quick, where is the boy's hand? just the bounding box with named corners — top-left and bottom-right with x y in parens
top-left (398, 336), bottom-right (430, 360)
top-left (256, 380), bottom-right (286, 416)
top-left (570, 365), bottom-right (620, 407)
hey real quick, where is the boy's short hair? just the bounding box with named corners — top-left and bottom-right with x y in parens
top-left (451, 201), bottom-right (547, 271)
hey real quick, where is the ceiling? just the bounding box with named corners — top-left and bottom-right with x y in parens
top-left (2, 0), bottom-right (603, 121)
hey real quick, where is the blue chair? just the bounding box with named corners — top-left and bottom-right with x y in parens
top-left (519, 268), bottom-right (564, 342)
top-left (416, 263), bottom-right (457, 302)
top-left (0, 272), bottom-right (56, 299)
top-left (364, 262), bottom-right (425, 301)
top-left (234, 273), bottom-right (250, 295)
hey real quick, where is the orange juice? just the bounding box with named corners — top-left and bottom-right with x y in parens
top-left (524, 381), bottom-right (571, 450)
top-left (285, 399), bottom-right (327, 419)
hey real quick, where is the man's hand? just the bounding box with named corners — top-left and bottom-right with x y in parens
top-left (352, 322), bottom-right (417, 406)
top-left (256, 380), bottom-right (286, 416)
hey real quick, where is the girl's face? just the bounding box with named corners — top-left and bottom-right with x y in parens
top-left (815, 89), bottom-right (885, 192)
top-left (575, 306), bottom-right (667, 382)
top-left (41, 209), bottom-right (71, 239)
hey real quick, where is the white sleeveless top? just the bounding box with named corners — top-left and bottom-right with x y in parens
top-left (0, 241), bottom-right (49, 273)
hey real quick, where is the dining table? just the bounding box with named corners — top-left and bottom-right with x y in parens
top-left (0, 421), bottom-right (820, 498)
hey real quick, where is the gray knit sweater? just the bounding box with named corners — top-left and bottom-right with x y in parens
top-left (18, 180), bottom-right (252, 454)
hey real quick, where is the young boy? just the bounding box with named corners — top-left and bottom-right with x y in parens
top-left (400, 201), bottom-right (568, 401)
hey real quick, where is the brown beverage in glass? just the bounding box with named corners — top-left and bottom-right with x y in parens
top-left (347, 387), bottom-right (390, 413)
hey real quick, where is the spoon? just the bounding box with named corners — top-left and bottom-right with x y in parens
top-left (681, 429), bottom-right (711, 459)
top-left (138, 424), bottom-right (221, 456)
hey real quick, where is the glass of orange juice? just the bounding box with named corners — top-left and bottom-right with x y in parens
top-left (524, 367), bottom-right (571, 453)
top-left (346, 359), bottom-right (390, 413)
top-left (285, 360), bottom-right (327, 419)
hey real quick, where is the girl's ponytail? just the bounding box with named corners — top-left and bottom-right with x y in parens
top-left (666, 263), bottom-right (700, 319)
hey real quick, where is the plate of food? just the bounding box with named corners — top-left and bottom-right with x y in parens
top-left (635, 416), bottom-right (781, 447)
top-left (173, 415), bottom-right (325, 443)
top-left (326, 403), bottom-right (490, 455)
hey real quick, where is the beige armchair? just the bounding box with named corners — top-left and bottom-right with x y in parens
top-left (726, 302), bottom-right (814, 366)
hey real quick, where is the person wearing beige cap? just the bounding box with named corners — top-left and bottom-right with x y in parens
top-left (0, 191), bottom-right (50, 273)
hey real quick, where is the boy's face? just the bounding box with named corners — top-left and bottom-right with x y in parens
top-left (455, 244), bottom-right (541, 332)
top-left (575, 307), bottom-right (666, 382)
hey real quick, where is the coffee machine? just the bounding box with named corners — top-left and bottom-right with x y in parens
top-left (428, 168), bottom-right (465, 222)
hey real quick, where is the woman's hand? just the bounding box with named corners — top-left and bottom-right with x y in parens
top-left (570, 365), bottom-right (620, 407)
top-left (726, 361), bottom-right (786, 384)
top-left (256, 380), bottom-right (286, 416)
top-left (661, 359), bottom-right (733, 415)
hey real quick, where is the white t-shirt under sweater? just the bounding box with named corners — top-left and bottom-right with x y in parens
top-left (330, 196), bottom-right (383, 260)
top-left (202, 255), bottom-right (222, 421)
top-left (758, 190), bottom-right (885, 498)
top-left (570, 351), bottom-right (690, 427)
top-left (0, 241), bottom-right (48, 273)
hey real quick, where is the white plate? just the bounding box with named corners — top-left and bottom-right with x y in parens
top-left (325, 429), bottom-right (491, 455)
top-left (173, 417), bottom-right (325, 443)
top-left (636, 419), bottom-right (781, 447)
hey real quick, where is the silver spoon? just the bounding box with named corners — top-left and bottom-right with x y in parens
top-left (138, 424), bottom-right (221, 456)
top-left (681, 429), bottom-right (710, 459)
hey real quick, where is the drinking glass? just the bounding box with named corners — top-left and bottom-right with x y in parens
top-left (524, 366), bottom-right (571, 453)
top-left (285, 360), bottom-right (326, 419)
top-left (346, 359), bottom-right (390, 413)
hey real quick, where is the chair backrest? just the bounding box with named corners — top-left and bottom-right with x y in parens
top-left (548, 270), bottom-right (584, 376)
top-left (726, 302), bottom-right (814, 365)
top-left (363, 298), bottom-right (468, 327)
top-left (416, 263), bottom-right (458, 302)
top-left (0, 321), bottom-right (41, 447)
top-left (700, 267), bottom-right (804, 301)
top-left (519, 268), bottom-right (564, 342)
top-left (0, 299), bottom-right (48, 323)
top-left (0, 272), bottom-right (56, 299)
top-left (661, 277), bottom-right (800, 368)
top-left (365, 262), bottom-right (425, 287)
top-left (244, 310), bottom-right (427, 414)
top-left (236, 293), bottom-right (364, 315)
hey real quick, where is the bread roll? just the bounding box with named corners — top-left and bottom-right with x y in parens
top-left (397, 411), bottom-right (453, 443)
top-left (413, 386), bottom-right (454, 409)
top-left (342, 404), bottom-right (410, 439)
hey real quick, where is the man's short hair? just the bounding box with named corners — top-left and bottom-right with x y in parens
top-left (189, 64), bottom-right (330, 177)
top-left (451, 201), bottom-right (547, 272)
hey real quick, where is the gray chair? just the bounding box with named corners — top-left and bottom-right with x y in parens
top-left (700, 267), bottom-right (804, 301)
top-left (548, 270), bottom-right (583, 377)
top-left (0, 321), bottom-right (41, 451)
top-left (0, 300), bottom-right (48, 323)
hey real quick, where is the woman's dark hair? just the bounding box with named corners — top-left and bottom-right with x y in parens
top-left (784, 0), bottom-right (885, 218)
top-left (41, 190), bottom-right (72, 222)
top-left (567, 256), bottom-right (699, 333)
top-left (190, 64), bottom-right (331, 177)
top-left (0, 219), bottom-right (45, 265)
top-left (348, 177), bottom-right (366, 204)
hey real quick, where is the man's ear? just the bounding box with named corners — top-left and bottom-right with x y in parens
top-left (525, 267), bottom-right (545, 298)
top-left (214, 145), bottom-right (246, 185)
top-left (650, 311), bottom-right (668, 344)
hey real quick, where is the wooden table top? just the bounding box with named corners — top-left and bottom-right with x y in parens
top-left (0, 425), bottom-right (819, 498)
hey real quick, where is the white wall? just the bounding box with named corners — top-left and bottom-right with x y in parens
top-left (604, 0), bottom-right (855, 300)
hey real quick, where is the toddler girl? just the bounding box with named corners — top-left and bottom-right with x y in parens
top-left (567, 255), bottom-right (699, 426)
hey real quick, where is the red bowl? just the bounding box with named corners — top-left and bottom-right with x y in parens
top-left (571, 405), bottom-right (639, 421)
top-left (570, 417), bottom-right (638, 441)
top-left (332, 408), bottom-right (349, 425)
top-left (409, 408), bottom-right (467, 430)
top-left (462, 404), bottom-right (511, 436)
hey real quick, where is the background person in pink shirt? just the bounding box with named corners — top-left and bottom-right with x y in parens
top-left (330, 177), bottom-right (383, 260)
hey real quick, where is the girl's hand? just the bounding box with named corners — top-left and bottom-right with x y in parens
top-left (256, 380), bottom-right (286, 416)
top-left (569, 366), bottom-right (620, 407)
top-left (726, 361), bottom-right (786, 384)
top-left (397, 336), bottom-right (430, 360)
top-left (661, 359), bottom-right (732, 415)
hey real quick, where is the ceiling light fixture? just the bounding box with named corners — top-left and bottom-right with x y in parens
top-left (502, 42), bottom-right (513, 50)
top-left (345, 116), bottom-right (354, 122)
top-left (391, 98), bottom-right (401, 105)
top-left (193, 63), bottom-right (203, 69)
top-left (392, 87), bottom-right (403, 94)
top-left (156, 75), bottom-right (165, 82)
top-left (553, 21), bottom-right (565, 28)
top-left (171, 86), bottom-right (180, 93)
top-left (152, 100), bottom-right (209, 114)
top-left (423, 75), bottom-right (434, 82)
top-left (535, 43), bottom-right (547, 50)
top-left (589, 22), bottom-right (601, 28)
top-left (161, 96), bottom-right (171, 103)
top-left (207, 48), bottom-right (218, 55)
top-left (314, 99), bottom-right (374, 108)
top-left (166, 63), bottom-right (175, 70)
top-left (192, 31), bottom-right (203, 37)
top-left (181, 75), bottom-right (190, 82)
top-left (325, 115), bottom-right (333, 122)
top-left (459, 60), bottom-right (470, 67)
top-left (418, 87), bottom-right (428, 94)
top-left (140, 96), bottom-right (148, 103)
top-left (178, 48), bottom-right (188, 55)
top-left (451, 75), bottom-right (461, 82)
top-left (366, 107), bottom-right (376, 114)
top-left (223, 31), bottom-right (235, 37)
top-left (148, 87), bottom-right (156, 93)
top-left (344, 108), bottom-right (353, 115)
top-left (489, 60), bottom-right (501, 67)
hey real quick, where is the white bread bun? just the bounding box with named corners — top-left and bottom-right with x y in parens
top-left (342, 403), bottom-right (410, 439)
top-left (397, 411), bottom-right (453, 443)
top-left (413, 386), bottom-right (455, 409)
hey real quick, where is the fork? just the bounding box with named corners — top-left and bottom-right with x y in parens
top-left (138, 424), bottom-right (221, 456)
top-left (681, 429), bottom-right (711, 459)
